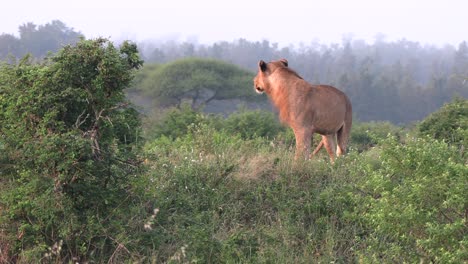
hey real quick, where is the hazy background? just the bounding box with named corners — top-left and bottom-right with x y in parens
top-left (1, 0), bottom-right (467, 124)
top-left (1, 0), bottom-right (467, 46)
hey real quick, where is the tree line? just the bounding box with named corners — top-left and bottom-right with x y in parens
top-left (1, 20), bottom-right (467, 123)
top-left (139, 38), bottom-right (468, 124)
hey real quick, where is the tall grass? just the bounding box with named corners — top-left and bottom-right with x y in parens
top-left (136, 123), bottom-right (364, 262)
top-left (132, 107), bottom-right (466, 263)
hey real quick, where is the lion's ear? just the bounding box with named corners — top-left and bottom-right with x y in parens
top-left (259, 60), bottom-right (267, 72)
top-left (280, 58), bottom-right (288, 67)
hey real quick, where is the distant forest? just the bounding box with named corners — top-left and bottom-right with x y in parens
top-left (1, 20), bottom-right (467, 123)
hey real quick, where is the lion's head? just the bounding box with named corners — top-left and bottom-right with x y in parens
top-left (253, 59), bottom-right (288, 94)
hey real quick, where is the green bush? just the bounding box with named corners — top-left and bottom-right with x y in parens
top-left (223, 108), bottom-right (285, 140)
top-left (351, 136), bottom-right (468, 263)
top-left (144, 103), bottom-right (215, 139)
top-left (0, 38), bottom-right (144, 262)
top-left (145, 105), bottom-right (286, 141)
top-left (350, 121), bottom-right (402, 152)
top-left (418, 96), bottom-right (467, 151)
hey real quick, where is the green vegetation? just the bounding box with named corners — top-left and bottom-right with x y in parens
top-left (418, 96), bottom-right (467, 152)
top-left (0, 38), bottom-right (143, 262)
top-left (351, 136), bottom-right (467, 263)
top-left (1, 38), bottom-right (467, 263)
top-left (134, 58), bottom-right (255, 109)
top-left (0, 20), bottom-right (82, 59)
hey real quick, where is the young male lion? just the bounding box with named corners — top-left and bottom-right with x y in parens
top-left (253, 59), bottom-right (352, 162)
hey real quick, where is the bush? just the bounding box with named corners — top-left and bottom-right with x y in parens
top-left (223, 108), bottom-right (285, 139)
top-left (418, 96), bottom-right (467, 151)
top-left (145, 105), bottom-right (286, 141)
top-left (350, 121), bottom-right (402, 152)
top-left (0, 38), bottom-right (144, 262)
top-left (144, 103), bottom-right (216, 139)
top-left (351, 136), bottom-right (468, 263)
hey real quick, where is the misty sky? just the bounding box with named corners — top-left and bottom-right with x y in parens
top-left (2, 0), bottom-right (467, 46)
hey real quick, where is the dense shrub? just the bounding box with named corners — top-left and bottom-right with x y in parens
top-left (223, 108), bottom-right (285, 139)
top-left (418, 96), bottom-right (467, 151)
top-left (145, 105), bottom-right (286, 141)
top-left (351, 136), bottom-right (468, 263)
top-left (0, 38), bottom-right (144, 262)
top-left (349, 121), bottom-right (402, 152)
top-left (144, 103), bottom-right (216, 139)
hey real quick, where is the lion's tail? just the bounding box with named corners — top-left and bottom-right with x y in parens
top-left (337, 98), bottom-right (352, 155)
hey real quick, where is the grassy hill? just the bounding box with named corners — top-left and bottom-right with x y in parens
top-left (129, 105), bottom-right (467, 263)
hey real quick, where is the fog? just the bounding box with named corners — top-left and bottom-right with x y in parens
top-left (1, 0), bottom-right (467, 47)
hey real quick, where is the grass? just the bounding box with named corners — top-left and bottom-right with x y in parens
top-left (137, 125), bottom-right (365, 263)
top-left (3, 116), bottom-right (465, 263)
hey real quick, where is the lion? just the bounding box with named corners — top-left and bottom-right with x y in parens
top-left (253, 59), bottom-right (352, 162)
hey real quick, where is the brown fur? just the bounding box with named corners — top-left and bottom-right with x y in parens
top-left (254, 59), bottom-right (352, 161)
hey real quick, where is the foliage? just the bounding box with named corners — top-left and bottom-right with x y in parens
top-left (221, 107), bottom-right (285, 140)
top-left (351, 136), bottom-right (468, 263)
top-left (144, 103), bottom-right (221, 139)
top-left (418, 96), bottom-right (467, 151)
top-left (144, 104), bottom-right (286, 141)
top-left (145, 105), bottom-right (408, 154)
top-left (0, 20), bottom-right (82, 59)
top-left (136, 58), bottom-right (255, 108)
top-left (0, 38), bottom-right (143, 262)
top-left (350, 121), bottom-right (402, 152)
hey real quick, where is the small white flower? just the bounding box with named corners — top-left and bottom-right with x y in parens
top-left (144, 223), bottom-right (152, 230)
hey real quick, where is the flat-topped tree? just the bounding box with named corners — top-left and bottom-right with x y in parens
top-left (139, 58), bottom-right (254, 109)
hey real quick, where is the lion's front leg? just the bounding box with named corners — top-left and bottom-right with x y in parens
top-left (293, 128), bottom-right (312, 160)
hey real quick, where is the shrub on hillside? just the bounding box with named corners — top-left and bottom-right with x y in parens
top-left (349, 121), bottom-right (402, 152)
top-left (351, 136), bottom-right (467, 263)
top-left (418, 96), bottom-right (467, 151)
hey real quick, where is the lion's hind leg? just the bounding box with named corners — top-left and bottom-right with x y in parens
top-left (323, 134), bottom-right (337, 163)
top-left (311, 136), bottom-right (325, 158)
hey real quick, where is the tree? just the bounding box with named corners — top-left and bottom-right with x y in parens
top-left (0, 38), bottom-right (143, 262)
top-left (138, 58), bottom-right (255, 109)
top-left (0, 20), bottom-right (82, 59)
top-left (0, 33), bottom-right (20, 59)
